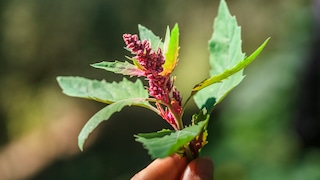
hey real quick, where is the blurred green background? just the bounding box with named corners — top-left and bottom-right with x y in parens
top-left (0, 0), bottom-right (319, 179)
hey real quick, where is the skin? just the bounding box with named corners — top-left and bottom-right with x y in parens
top-left (131, 154), bottom-right (213, 180)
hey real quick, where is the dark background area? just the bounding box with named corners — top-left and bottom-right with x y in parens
top-left (0, 0), bottom-right (319, 179)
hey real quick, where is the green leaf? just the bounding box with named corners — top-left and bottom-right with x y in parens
top-left (138, 24), bottom-right (163, 51)
top-left (78, 98), bottom-right (148, 151)
top-left (192, 108), bottom-right (210, 125)
top-left (192, 38), bottom-right (270, 93)
top-left (160, 24), bottom-right (179, 76)
top-left (131, 57), bottom-right (146, 71)
top-left (163, 26), bottom-right (171, 55)
top-left (56, 77), bottom-right (149, 104)
top-left (193, 0), bottom-right (269, 111)
top-left (91, 61), bottom-right (145, 77)
top-left (135, 119), bottom-right (209, 159)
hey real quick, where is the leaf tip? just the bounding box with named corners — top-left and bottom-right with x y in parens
top-left (265, 37), bottom-right (271, 44)
top-left (78, 139), bottom-right (84, 152)
top-left (90, 63), bottom-right (97, 68)
top-left (56, 76), bottom-right (61, 83)
top-left (90, 61), bottom-right (106, 69)
top-left (56, 76), bottom-right (66, 89)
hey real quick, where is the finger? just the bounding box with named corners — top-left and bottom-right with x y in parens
top-left (181, 157), bottom-right (214, 180)
top-left (131, 154), bottom-right (188, 180)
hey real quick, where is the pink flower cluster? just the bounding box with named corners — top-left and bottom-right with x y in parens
top-left (123, 34), bottom-right (182, 129)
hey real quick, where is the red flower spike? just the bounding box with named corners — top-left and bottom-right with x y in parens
top-left (123, 33), bottom-right (183, 129)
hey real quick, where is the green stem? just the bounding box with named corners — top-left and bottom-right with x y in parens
top-left (184, 144), bottom-right (194, 162)
top-left (181, 93), bottom-right (194, 118)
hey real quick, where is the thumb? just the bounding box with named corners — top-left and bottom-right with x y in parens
top-left (181, 157), bottom-right (214, 180)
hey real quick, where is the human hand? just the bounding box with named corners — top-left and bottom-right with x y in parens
top-left (131, 154), bottom-right (213, 180)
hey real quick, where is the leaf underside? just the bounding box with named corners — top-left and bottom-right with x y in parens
top-left (78, 99), bottom-right (148, 151)
top-left (57, 77), bottom-right (154, 150)
top-left (57, 76), bottom-right (149, 104)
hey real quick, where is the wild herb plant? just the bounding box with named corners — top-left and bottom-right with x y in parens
top-left (57, 0), bottom-right (269, 161)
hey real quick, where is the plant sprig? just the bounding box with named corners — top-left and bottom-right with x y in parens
top-left (57, 0), bottom-right (269, 160)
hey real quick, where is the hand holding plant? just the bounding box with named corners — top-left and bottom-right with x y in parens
top-left (131, 154), bottom-right (213, 180)
top-left (57, 0), bottom-right (269, 164)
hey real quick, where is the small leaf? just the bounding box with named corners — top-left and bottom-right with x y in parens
top-left (160, 24), bottom-right (180, 76)
top-left (57, 77), bottom-right (149, 104)
top-left (91, 61), bottom-right (145, 77)
top-left (138, 24), bottom-right (163, 51)
top-left (131, 57), bottom-right (146, 71)
top-left (135, 119), bottom-right (208, 159)
top-left (78, 98), bottom-right (148, 151)
top-left (192, 108), bottom-right (210, 125)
